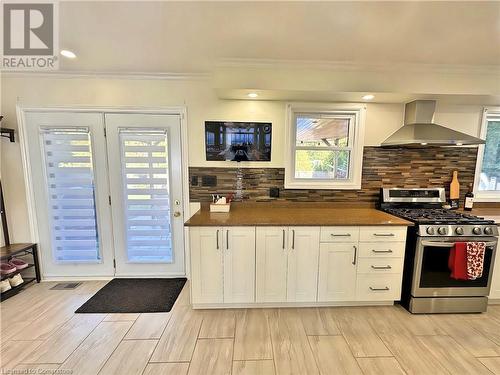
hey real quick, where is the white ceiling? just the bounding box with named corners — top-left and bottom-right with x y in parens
top-left (58, 1), bottom-right (500, 73)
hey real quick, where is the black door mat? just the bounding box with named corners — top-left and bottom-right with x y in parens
top-left (75, 278), bottom-right (187, 313)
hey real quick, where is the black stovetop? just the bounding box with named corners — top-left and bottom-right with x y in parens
top-left (382, 207), bottom-right (495, 225)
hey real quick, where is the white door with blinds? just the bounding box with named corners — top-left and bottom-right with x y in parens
top-left (105, 113), bottom-right (185, 276)
top-left (23, 110), bottom-right (185, 278)
top-left (24, 111), bottom-right (115, 277)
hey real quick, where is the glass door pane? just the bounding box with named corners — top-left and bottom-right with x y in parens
top-left (120, 130), bottom-right (172, 263)
top-left (419, 243), bottom-right (493, 288)
top-left (41, 129), bottom-right (100, 262)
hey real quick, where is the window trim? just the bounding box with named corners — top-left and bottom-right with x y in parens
top-left (473, 107), bottom-right (500, 202)
top-left (284, 103), bottom-right (366, 190)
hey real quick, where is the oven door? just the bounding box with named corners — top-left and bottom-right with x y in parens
top-left (412, 236), bottom-right (498, 297)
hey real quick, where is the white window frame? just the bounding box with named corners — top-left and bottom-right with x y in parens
top-left (473, 107), bottom-right (500, 202)
top-left (284, 103), bottom-right (366, 190)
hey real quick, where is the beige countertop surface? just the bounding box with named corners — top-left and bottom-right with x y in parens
top-left (185, 205), bottom-right (413, 227)
top-left (461, 207), bottom-right (500, 224)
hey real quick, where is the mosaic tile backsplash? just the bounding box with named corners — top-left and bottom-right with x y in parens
top-left (189, 146), bottom-right (479, 204)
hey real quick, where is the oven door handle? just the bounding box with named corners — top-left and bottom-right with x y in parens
top-left (421, 241), bottom-right (497, 248)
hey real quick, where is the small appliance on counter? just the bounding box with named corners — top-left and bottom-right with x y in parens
top-left (379, 187), bottom-right (498, 313)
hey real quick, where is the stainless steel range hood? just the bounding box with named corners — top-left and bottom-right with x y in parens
top-left (381, 100), bottom-right (485, 147)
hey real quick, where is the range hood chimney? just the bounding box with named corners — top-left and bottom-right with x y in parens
top-left (381, 100), bottom-right (485, 147)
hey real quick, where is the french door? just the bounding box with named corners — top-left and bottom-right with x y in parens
top-left (105, 113), bottom-right (184, 276)
top-left (23, 110), bottom-right (185, 278)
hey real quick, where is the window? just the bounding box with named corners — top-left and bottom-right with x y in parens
top-left (41, 128), bottom-right (100, 262)
top-left (474, 109), bottom-right (500, 201)
top-left (120, 129), bottom-right (172, 262)
top-left (285, 104), bottom-right (366, 189)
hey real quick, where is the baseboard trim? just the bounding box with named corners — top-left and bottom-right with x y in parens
top-left (41, 276), bottom-right (114, 282)
top-left (41, 274), bottom-right (188, 282)
top-left (192, 300), bottom-right (395, 309)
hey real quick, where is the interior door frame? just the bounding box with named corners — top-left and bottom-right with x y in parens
top-left (17, 105), bottom-right (190, 281)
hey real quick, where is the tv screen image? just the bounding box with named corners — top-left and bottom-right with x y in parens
top-left (205, 121), bottom-right (272, 161)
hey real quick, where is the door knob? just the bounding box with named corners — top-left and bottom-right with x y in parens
top-left (173, 211), bottom-right (181, 217)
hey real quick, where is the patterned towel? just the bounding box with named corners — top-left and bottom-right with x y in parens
top-left (466, 242), bottom-right (486, 280)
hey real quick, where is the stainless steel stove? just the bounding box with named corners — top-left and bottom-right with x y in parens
top-left (380, 187), bottom-right (499, 313)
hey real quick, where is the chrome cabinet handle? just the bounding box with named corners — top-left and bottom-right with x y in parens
top-left (216, 230), bottom-right (219, 249)
top-left (292, 230), bottom-right (295, 249)
top-left (371, 265), bottom-right (392, 270)
top-left (372, 249), bottom-right (393, 253)
top-left (352, 245), bottom-right (357, 265)
top-left (370, 286), bottom-right (390, 291)
top-left (374, 233), bottom-right (395, 237)
top-left (282, 229), bottom-right (285, 249)
top-left (226, 230), bottom-right (229, 250)
top-left (331, 233), bottom-right (351, 237)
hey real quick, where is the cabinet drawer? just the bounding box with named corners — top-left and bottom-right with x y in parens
top-left (320, 227), bottom-right (359, 242)
top-left (357, 258), bottom-right (403, 274)
top-left (358, 242), bottom-right (405, 258)
top-left (359, 226), bottom-right (407, 242)
top-left (356, 274), bottom-right (402, 301)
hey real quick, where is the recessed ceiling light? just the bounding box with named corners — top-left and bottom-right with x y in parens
top-left (247, 93), bottom-right (258, 98)
top-left (420, 142), bottom-right (428, 145)
top-left (362, 94), bottom-right (375, 100)
top-left (456, 142), bottom-right (463, 146)
top-left (60, 49), bottom-right (76, 59)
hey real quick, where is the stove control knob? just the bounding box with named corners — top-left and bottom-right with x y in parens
top-left (426, 227), bottom-right (435, 235)
top-left (473, 227), bottom-right (482, 235)
top-left (484, 227), bottom-right (494, 235)
top-left (455, 227), bottom-right (464, 235)
top-left (438, 227), bottom-right (448, 235)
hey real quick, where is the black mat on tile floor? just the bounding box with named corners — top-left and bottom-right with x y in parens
top-left (75, 278), bottom-right (187, 313)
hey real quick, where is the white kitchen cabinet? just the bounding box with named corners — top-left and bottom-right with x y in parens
top-left (356, 227), bottom-right (406, 302)
top-left (287, 227), bottom-right (321, 302)
top-left (489, 247), bottom-right (500, 300)
top-left (356, 274), bottom-right (402, 301)
top-left (223, 227), bottom-right (256, 303)
top-left (320, 226), bottom-right (360, 243)
top-left (358, 242), bottom-right (406, 258)
top-left (318, 242), bottom-right (357, 301)
top-left (359, 226), bottom-right (407, 242)
top-left (190, 224), bottom-right (408, 307)
top-left (190, 227), bottom-right (224, 304)
top-left (190, 226), bottom-right (255, 304)
top-left (256, 227), bottom-right (288, 302)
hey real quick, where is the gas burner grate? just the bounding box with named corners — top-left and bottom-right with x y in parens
top-left (383, 208), bottom-right (495, 225)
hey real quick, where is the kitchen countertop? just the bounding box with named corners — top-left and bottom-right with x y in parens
top-left (461, 207), bottom-right (500, 224)
top-left (185, 205), bottom-right (413, 227)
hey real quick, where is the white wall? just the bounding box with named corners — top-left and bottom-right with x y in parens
top-left (0, 75), bottom-right (486, 242)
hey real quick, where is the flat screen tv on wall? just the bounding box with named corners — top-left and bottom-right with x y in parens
top-left (205, 121), bottom-right (272, 161)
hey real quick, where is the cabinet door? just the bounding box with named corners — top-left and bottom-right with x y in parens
top-left (287, 227), bottom-right (320, 302)
top-left (489, 248), bottom-right (500, 299)
top-left (256, 227), bottom-right (288, 302)
top-left (190, 227), bottom-right (223, 304)
top-left (318, 243), bottom-right (357, 301)
top-left (223, 227), bottom-right (256, 303)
